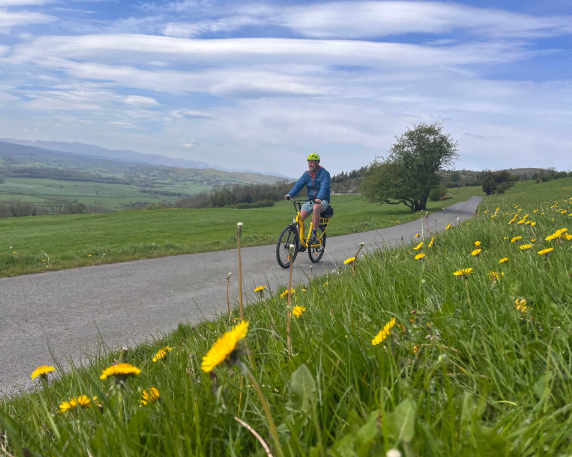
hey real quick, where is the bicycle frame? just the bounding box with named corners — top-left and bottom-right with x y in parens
top-left (289, 199), bottom-right (329, 247)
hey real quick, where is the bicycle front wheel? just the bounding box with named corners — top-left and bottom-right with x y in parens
top-left (276, 226), bottom-right (299, 268)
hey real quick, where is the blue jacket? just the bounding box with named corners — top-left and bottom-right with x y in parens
top-left (289, 166), bottom-right (331, 202)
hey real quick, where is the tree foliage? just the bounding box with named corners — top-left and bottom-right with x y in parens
top-left (361, 122), bottom-right (459, 211)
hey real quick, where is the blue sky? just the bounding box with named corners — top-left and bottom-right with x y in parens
top-left (0, 0), bottom-right (571, 176)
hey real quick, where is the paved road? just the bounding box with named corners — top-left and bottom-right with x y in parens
top-left (0, 197), bottom-right (481, 396)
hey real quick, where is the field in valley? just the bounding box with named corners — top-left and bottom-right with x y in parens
top-left (1, 178), bottom-right (571, 456)
top-left (0, 186), bottom-right (483, 277)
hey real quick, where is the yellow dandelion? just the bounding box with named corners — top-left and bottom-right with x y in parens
top-left (484, 210), bottom-right (488, 214)
top-left (415, 233), bottom-right (420, 237)
top-left (561, 210), bottom-right (567, 214)
top-left (413, 345), bottom-right (419, 354)
top-left (520, 244), bottom-right (532, 251)
top-left (59, 395), bottom-right (97, 413)
top-left (474, 241), bottom-right (481, 247)
top-left (254, 286), bottom-right (266, 293)
top-left (516, 220), bottom-right (525, 225)
top-left (533, 209), bottom-right (538, 213)
top-left (537, 248), bottom-right (554, 256)
top-left (514, 298), bottom-right (531, 314)
top-left (140, 387), bottom-right (160, 406)
top-left (88, 254), bottom-right (92, 257)
top-left (100, 363), bottom-right (141, 380)
top-left (488, 271), bottom-right (504, 282)
top-left (531, 238), bottom-right (536, 242)
top-left (372, 317), bottom-right (397, 345)
top-left (499, 257), bottom-right (509, 264)
top-left (511, 236), bottom-right (522, 243)
top-left (446, 224), bottom-right (452, 230)
top-left (280, 289), bottom-right (295, 298)
top-left (31, 365), bottom-right (55, 380)
top-left (152, 346), bottom-right (173, 362)
top-left (428, 238), bottom-right (434, 247)
top-left (292, 306), bottom-right (306, 318)
top-left (413, 242), bottom-right (423, 250)
top-left (201, 321), bottom-right (248, 372)
top-left (471, 249), bottom-right (482, 256)
top-left (344, 257), bottom-right (356, 264)
top-left (415, 253), bottom-right (426, 260)
top-left (453, 268), bottom-right (474, 277)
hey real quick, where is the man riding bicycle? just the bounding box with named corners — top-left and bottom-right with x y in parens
top-left (284, 153), bottom-right (331, 246)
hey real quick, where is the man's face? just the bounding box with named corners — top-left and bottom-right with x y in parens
top-left (308, 160), bottom-right (318, 172)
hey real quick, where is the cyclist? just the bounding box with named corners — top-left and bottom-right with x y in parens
top-left (284, 153), bottom-right (331, 246)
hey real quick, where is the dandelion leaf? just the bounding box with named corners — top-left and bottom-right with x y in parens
top-left (386, 397), bottom-right (416, 443)
top-left (286, 364), bottom-right (316, 414)
top-left (329, 410), bottom-right (382, 457)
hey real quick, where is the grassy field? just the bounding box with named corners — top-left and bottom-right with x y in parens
top-left (0, 186), bottom-right (483, 277)
top-left (0, 177), bottom-right (207, 211)
top-left (1, 178), bottom-right (571, 456)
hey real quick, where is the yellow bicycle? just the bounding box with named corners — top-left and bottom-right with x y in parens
top-left (276, 198), bottom-right (333, 268)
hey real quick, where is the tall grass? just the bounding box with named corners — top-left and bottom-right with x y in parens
top-left (1, 184), bottom-right (571, 456)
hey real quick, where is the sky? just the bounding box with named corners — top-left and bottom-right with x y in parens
top-left (0, 0), bottom-right (571, 176)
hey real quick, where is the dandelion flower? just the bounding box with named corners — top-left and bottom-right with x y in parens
top-left (59, 395), bottom-right (97, 413)
top-left (152, 346), bottom-right (173, 362)
top-left (531, 238), bottom-right (536, 242)
top-left (446, 224), bottom-right (452, 230)
top-left (471, 249), bottom-right (482, 256)
top-left (474, 241), bottom-right (481, 247)
top-left (372, 317), bottom-right (396, 345)
top-left (413, 345), bottom-right (419, 354)
top-left (292, 306), bottom-right (306, 318)
top-left (511, 236), bottom-right (522, 243)
top-left (488, 271), bottom-right (504, 282)
top-left (140, 387), bottom-right (160, 406)
top-left (344, 257), bottom-right (356, 265)
top-left (514, 298), bottom-right (531, 314)
top-left (415, 233), bottom-right (420, 237)
top-left (253, 286), bottom-right (266, 293)
top-left (428, 238), bottom-right (434, 247)
top-left (201, 321), bottom-right (248, 372)
top-left (516, 220), bottom-right (525, 225)
top-left (100, 363), bottom-right (141, 380)
top-left (280, 289), bottom-right (295, 298)
top-left (537, 248), bottom-right (553, 256)
top-left (453, 268), bottom-right (474, 277)
top-left (413, 242), bottom-right (423, 250)
top-left (31, 365), bottom-right (55, 380)
top-left (499, 257), bottom-right (509, 264)
top-left (415, 253), bottom-right (426, 260)
top-left (520, 244), bottom-right (532, 251)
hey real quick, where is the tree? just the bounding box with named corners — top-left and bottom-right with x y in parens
top-left (361, 122), bottom-right (459, 211)
top-left (450, 171), bottom-right (461, 182)
top-left (481, 170), bottom-right (514, 195)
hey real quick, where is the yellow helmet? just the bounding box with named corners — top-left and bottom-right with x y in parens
top-left (307, 153), bottom-right (320, 161)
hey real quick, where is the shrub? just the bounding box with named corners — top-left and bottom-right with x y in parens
top-left (495, 182), bottom-right (512, 194)
top-left (429, 184), bottom-right (448, 201)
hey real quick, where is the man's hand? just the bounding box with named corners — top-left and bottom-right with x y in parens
top-left (315, 198), bottom-right (321, 204)
top-left (284, 194), bottom-right (291, 200)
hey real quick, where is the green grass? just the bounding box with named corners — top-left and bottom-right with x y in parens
top-left (1, 179), bottom-right (571, 456)
top-left (0, 178), bottom-right (210, 211)
top-left (0, 187), bottom-right (483, 277)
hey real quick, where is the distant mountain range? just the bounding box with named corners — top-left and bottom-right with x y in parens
top-left (0, 138), bottom-right (291, 179)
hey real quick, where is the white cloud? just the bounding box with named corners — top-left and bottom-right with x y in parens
top-left (268, 1), bottom-right (572, 39)
top-left (0, 0), bottom-right (50, 5)
top-left (0, 9), bottom-right (55, 27)
top-left (123, 95), bottom-right (158, 106)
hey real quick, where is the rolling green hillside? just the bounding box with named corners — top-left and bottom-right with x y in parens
top-left (0, 142), bottom-right (288, 212)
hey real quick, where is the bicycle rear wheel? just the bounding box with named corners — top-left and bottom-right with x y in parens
top-left (276, 225), bottom-right (299, 268)
top-left (308, 228), bottom-right (326, 263)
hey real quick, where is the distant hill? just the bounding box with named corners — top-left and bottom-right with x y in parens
top-left (0, 138), bottom-right (291, 179)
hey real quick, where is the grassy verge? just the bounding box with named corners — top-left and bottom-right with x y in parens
top-left (1, 180), bottom-right (571, 455)
top-left (0, 186), bottom-right (482, 277)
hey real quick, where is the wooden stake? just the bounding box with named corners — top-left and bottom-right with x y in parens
top-left (237, 222), bottom-right (244, 321)
top-left (226, 272), bottom-right (231, 323)
top-left (287, 243), bottom-right (295, 358)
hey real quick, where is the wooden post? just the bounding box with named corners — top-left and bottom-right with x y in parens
top-left (287, 243), bottom-right (294, 358)
top-left (237, 222), bottom-right (244, 321)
